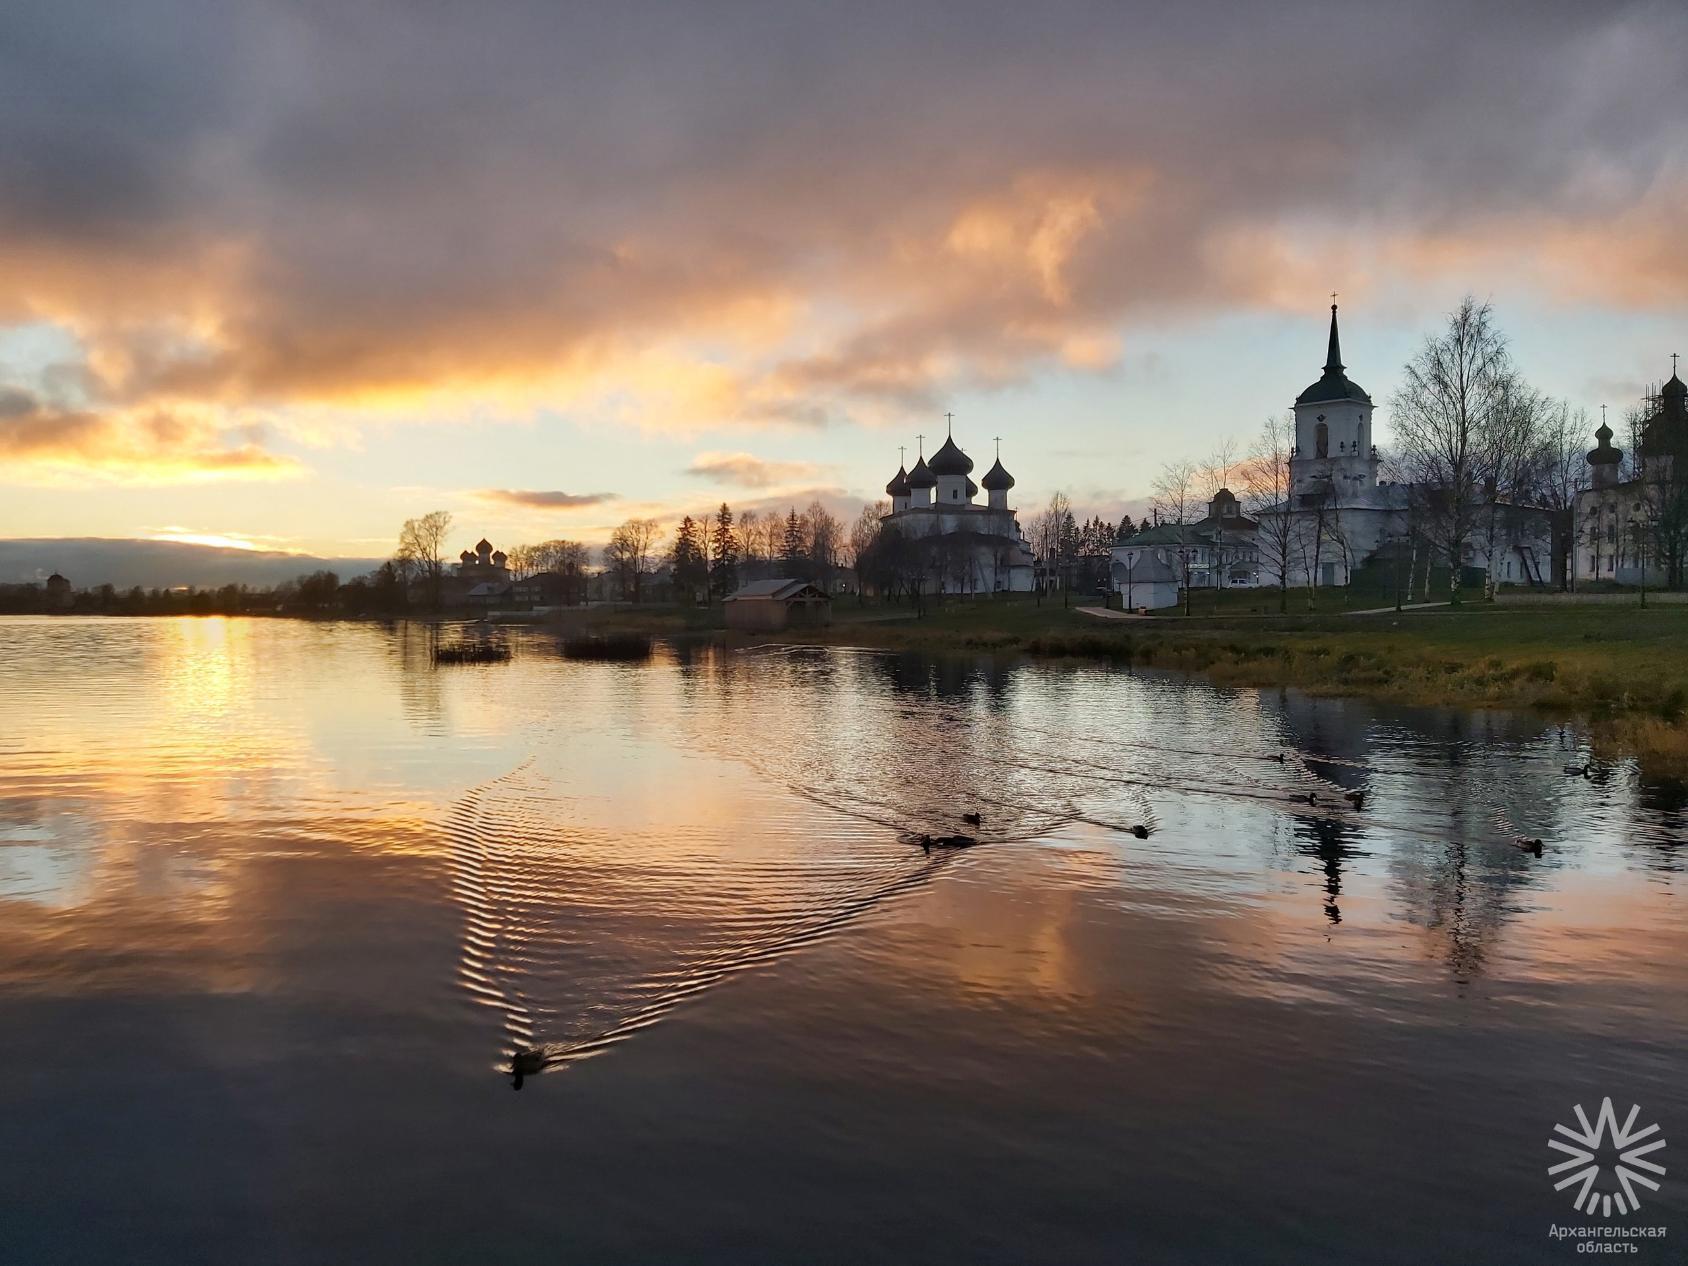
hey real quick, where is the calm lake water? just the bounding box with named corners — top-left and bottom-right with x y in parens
top-left (1, 616), bottom-right (1683, 1264)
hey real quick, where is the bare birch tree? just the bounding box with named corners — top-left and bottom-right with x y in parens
top-left (1028, 491), bottom-right (1071, 602)
top-left (1527, 402), bottom-right (1592, 590)
top-left (1243, 415), bottom-right (1296, 613)
top-left (1199, 437), bottom-right (1240, 590)
top-left (1476, 379), bottom-right (1550, 599)
top-left (397, 510), bottom-right (452, 609)
top-left (1390, 296), bottom-right (1514, 605)
top-left (1152, 459), bottom-right (1198, 614)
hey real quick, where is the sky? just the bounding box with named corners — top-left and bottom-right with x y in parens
top-left (2, 0), bottom-right (1686, 561)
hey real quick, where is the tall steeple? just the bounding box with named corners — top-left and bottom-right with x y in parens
top-left (1296, 300), bottom-right (1369, 406)
top-left (1291, 298), bottom-right (1375, 497)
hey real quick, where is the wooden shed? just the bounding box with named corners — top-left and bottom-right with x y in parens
top-left (723, 579), bottom-right (833, 631)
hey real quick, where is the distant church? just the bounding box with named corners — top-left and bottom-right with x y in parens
top-left (881, 423), bottom-right (1036, 593)
top-left (457, 538), bottom-right (509, 584)
top-left (1573, 363), bottom-right (1688, 585)
top-left (451, 537), bottom-right (512, 605)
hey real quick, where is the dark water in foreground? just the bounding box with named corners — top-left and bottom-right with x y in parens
top-left (1, 616), bottom-right (1683, 1264)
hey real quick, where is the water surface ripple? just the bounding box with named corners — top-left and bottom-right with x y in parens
top-left (1, 617), bottom-right (1683, 1265)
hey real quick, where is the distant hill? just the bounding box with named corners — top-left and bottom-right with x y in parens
top-left (0, 539), bottom-right (385, 591)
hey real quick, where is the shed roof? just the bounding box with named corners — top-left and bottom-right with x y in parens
top-left (1111, 553), bottom-right (1179, 583)
top-left (724, 578), bottom-right (829, 602)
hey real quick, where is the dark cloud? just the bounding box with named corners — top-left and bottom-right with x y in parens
top-left (0, 387), bottom-right (38, 419)
top-left (0, 0), bottom-right (1684, 443)
top-left (474, 489), bottom-right (619, 509)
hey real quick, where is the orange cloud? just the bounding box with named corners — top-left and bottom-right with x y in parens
top-left (683, 452), bottom-right (830, 488)
top-left (2, 0), bottom-right (1685, 479)
top-left (0, 395), bottom-right (301, 485)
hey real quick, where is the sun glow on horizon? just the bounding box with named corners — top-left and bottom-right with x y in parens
top-left (145, 529), bottom-right (287, 553)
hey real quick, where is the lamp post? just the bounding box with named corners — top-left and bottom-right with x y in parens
top-left (1391, 532), bottom-right (1403, 612)
top-left (1632, 507), bottom-right (1657, 609)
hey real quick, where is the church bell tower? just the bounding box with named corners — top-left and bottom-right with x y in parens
top-left (1290, 303), bottom-right (1378, 498)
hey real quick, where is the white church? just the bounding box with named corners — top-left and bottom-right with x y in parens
top-left (1572, 365), bottom-right (1687, 586)
top-left (881, 426), bottom-right (1037, 593)
top-left (1256, 305), bottom-right (1553, 591)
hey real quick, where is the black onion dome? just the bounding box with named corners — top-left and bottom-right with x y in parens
top-left (1588, 421), bottom-right (1622, 466)
top-left (1295, 305), bottom-right (1371, 406)
top-left (475, 537), bottom-right (493, 553)
top-left (905, 455), bottom-right (936, 488)
top-left (927, 434), bottom-right (974, 476)
top-left (965, 476), bottom-right (978, 498)
top-left (1665, 373), bottom-right (1687, 402)
top-left (980, 457), bottom-right (1015, 491)
top-left (885, 466), bottom-right (910, 496)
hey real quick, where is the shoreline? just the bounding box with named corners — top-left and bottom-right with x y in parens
top-left (777, 599), bottom-right (1688, 778)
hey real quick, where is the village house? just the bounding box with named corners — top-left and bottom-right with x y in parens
top-left (723, 578), bottom-right (833, 631)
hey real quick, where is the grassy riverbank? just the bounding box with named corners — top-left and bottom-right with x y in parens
top-left (803, 596), bottom-right (1688, 775)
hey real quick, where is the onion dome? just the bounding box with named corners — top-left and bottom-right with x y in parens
top-left (459, 550), bottom-right (475, 563)
top-left (965, 476), bottom-right (978, 498)
top-left (1588, 420), bottom-right (1623, 466)
top-left (928, 434), bottom-right (974, 476)
top-left (905, 455), bottom-right (936, 488)
top-left (475, 538), bottom-right (493, 554)
top-left (885, 465), bottom-right (910, 497)
top-left (1665, 372), bottom-right (1687, 409)
top-left (1295, 304), bottom-right (1372, 406)
top-left (980, 457), bottom-right (1015, 491)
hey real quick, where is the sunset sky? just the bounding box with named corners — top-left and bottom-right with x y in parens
top-left (3, 0), bottom-right (1685, 560)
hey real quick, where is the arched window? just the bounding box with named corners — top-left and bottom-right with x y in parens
top-left (1315, 422), bottom-right (1329, 458)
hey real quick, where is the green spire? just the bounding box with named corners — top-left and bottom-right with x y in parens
top-left (1325, 303), bottom-right (1344, 374)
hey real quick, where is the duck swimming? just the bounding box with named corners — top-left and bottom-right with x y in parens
top-left (1514, 836), bottom-right (1544, 857)
top-left (510, 1046), bottom-right (545, 1090)
top-left (922, 833), bottom-right (978, 849)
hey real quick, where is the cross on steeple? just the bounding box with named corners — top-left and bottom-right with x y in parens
top-left (994, 435), bottom-right (1002, 458)
top-left (1324, 299), bottom-right (1344, 373)
top-left (916, 433), bottom-right (925, 457)
top-left (1601, 404), bottom-right (1608, 425)
top-left (898, 445), bottom-right (905, 466)
top-left (945, 411), bottom-right (954, 437)
top-left (1673, 352), bottom-right (1680, 376)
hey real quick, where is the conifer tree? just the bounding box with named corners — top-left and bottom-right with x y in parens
top-left (709, 503), bottom-right (740, 599)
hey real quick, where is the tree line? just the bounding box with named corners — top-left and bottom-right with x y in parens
top-left (604, 499), bottom-right (856, 603)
